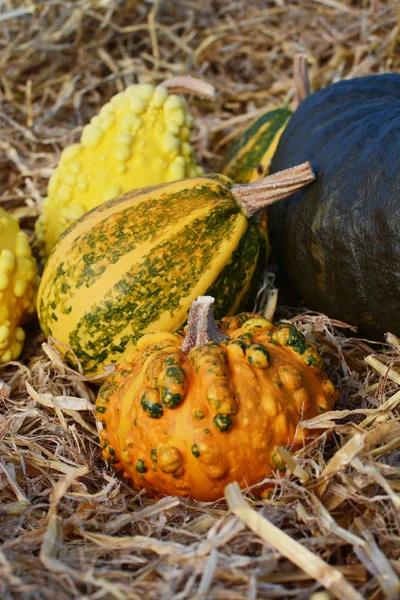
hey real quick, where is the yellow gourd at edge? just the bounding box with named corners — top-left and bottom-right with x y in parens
top-left (0, 208), bottom-right (38, 363)
top-left (35, 83), bottom-right (204, 257)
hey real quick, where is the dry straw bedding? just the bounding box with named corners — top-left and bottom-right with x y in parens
top-left (1, 1), bottom-right (400, 599)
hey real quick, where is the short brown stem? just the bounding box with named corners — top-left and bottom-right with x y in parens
top-left (181, 296), bottom-right (228, 354)
top-left (232, 161), bottom-right (315, 217)
top-left (161, 76), bottom-right (216, 100)
top-left (293, 53), bottom-right (310, 108)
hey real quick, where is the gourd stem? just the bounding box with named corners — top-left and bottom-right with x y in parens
top-left (293, 53), bottom-right (310, 108)
top-left (181, 296), bottom-right (228, 354)
top-left (232, 161), bottom-right (315, 218)
top-left (161, 76), bottom-right (216, 100)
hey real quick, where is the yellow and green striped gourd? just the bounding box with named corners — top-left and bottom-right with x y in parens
top-left (222, 107), bottom-right (291, 184)
top-left (37, 163), bottom-right (314, 379)
top-left (222, 55), bottom-right (310, 184)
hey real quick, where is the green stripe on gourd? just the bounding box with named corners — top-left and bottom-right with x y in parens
top-left (223, 108), bottom-right (291, 184)
top-left (45, 208), bottom-right (243, 374)
top-left (50, 181), bottom-right (231, 296)
top-left (205, 223), bottom-right (267, 317)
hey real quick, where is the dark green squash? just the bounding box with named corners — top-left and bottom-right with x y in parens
top-left (269, 74), bottom-right (400, 340)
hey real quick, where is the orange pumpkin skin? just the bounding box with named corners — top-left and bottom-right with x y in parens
top-left (96, 313), bottom-right (337, 501)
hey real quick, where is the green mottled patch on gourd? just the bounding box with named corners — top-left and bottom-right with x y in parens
top-left (213, 414), bottom-right (232, 432)
top-left (63, 204), bottom-right (243, 373)
top-left (229, 339), bottom-right (246, 353)
top-left (224, 108), bottom-right (291, 183)
top-left (191, 444), bottom-right (200, 457)
top-left (271, 452), bottom-right (286, 472)
top-left (164, 355), bottom-right (181, 367)
top-left (241, 317), bottom-right (273, 332)
top-left (246, 344), bottom-right (270, 368)
top-left (141, 390), bottom-right (164, 418)
top-left (160, 387), bottom-right (184, 409)
top-left (163, 365), bottom-right (186, 386)
top-left (106, 446), bottom-right (118, 465)
top-left (206, 223), bottom-right (267, 317)
top-left (193, 410), bottom-right (205, 420)
top-left (236, 333), bottom-right (254, 346)
top-left (136, 458), bottom-right (147, 473)
top-left (150, 449), bottom-right (158, 463)
top-left (70, 182), bottom-right (232, 291)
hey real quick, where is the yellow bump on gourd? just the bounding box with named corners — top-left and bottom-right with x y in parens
top-left (58, 184), bottom-right (72, 202)
top-left (13, 280), bottom-right (28, 298)
top-left (16, 231), bottom-right (33, 258)
top-left (0, 249), bottom-right (15, 273)
top-left (69, 161), bottom-right (81, 174)
top-left (0, 208), bottom-right (38, 364)
top-left (60, 144), bottom-right (81, 162)
top-left (81, 124), bottom-right (104, 148)
top-left (61, 203), bottom-right (86, 223)
top-left (0, 324), bottom-right (10, 343)
top-left (180, 126), bottom-right (191, 142)
top-left (76, 176), bottom-right (89, 192)
top-left (15, 327), bottom-right (25, 342)
top-left (130, 95), bottom-right (147, 115)
top-left (35, 83), bottom-right (203, 257)
top-left (0, 272), bottom-right (10, 291)
top-left (115, 145), bottom-right (131, 162)
top-left (103, 184), bottom-right (122, 202)
top-left (164, 94), bottom-right (182, 111)
top-left (162, 131), bottom-right (180, 156)
top-left (182, 142), bottom-right (192, 156)
top-left (64, 172), bottom-right (78, 186)
top-left (166, 122), bottom-right (181, 136)
top-left (2, 349), bottom-right (12, 363)
top-left (99, 103), bottom-right (115, 118)
top-left (166, 157), bottom-right (186, 182)
top-left (150, 86), bottom-right (168, 108)
top-left (99, 115), bottom-right (116, 131)
top-left (116, 133), bottom-right (134, 146)
top-left (137, 83), bottom-right (154, 100)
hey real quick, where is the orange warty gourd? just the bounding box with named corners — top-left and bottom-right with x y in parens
top-left (96, 297), bottom-right (337, 501)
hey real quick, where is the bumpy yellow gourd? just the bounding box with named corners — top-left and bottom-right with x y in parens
top-left (35, 83), bottom-right (204, 256)
top-left (0, 208), bottom-right (38, 363)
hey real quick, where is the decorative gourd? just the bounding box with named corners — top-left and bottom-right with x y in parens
top-left (0, 208), bottom-right (38, 363)
top-left (95, 296), bottom-right (337, 501)
top-left (37, 163), bottom-right (314, 378)
top-left (269, 74), bottom-right (400, 340)
top-left (222, 55), bottom-right (309, 185)
top-left (222, 107), bottom-right (291, 184)
top-left (35, 79), bottom-right (211, 257)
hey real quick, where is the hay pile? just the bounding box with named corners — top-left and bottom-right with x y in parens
top-left (1, 1), bottom-right (399, 599)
